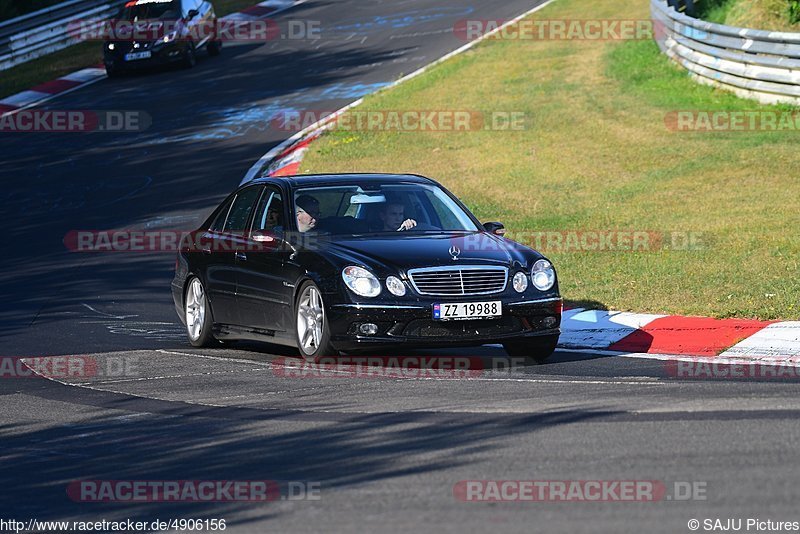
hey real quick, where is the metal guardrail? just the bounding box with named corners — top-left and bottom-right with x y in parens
top-left (0, 0), bottom-right (124, 71)
top-left (652, 0), bottom-right (800, 105)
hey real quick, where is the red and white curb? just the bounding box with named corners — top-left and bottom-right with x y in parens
top-left (559, 309), bottom-right (800, 361)
top-left (0, 0), bottom-right (303, 117)
top-left (0, 65), bottom-right (107, 116)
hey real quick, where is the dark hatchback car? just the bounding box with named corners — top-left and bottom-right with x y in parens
top-left (172, 174), bottom-right (563, 362)
top-left (103, 0), bottom-right (220, 77)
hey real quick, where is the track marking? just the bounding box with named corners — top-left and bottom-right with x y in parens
top-left (564, 348), bottom-right (800, 368)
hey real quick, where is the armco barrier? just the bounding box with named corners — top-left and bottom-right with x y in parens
top-left (0, 0), bottom-right (123, 71)
top-left (652, 0), bottom-right (800, 105)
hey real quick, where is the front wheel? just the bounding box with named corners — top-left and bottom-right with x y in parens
top-left (207, 40), bottom-right (221, 56)
top-left (185, 277), bottom-right (215, 347)
top-left (295, 281), bottom-right (337, 361)
top-left (503, 334), bottom-right (559, 364)
top-left (182, 42), bottom-right (197, 68)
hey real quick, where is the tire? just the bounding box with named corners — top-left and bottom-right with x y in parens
top-left (105, 64), bottom-right (121, 78)
top-left (185, 277), bottom-right (215, 347)
top-left (207, 40), bottom-right (221, 56)
top-left (182, 42), bottom-right (197, 68)
top-left (503, 334), bottom-right (559, 364)
top-left (295, 280), bottom-right (337, 361)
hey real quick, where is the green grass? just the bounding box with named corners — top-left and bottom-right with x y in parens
top-left (0, 0), bottom-right (260, 99)
top-left (695, 0), bottom-right (737, 24)
top-left (696, 0), bottom-right (800, 30)
top-left (301, 0), bottom-right (800, 320)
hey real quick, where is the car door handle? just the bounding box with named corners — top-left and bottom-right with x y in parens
top-left (235, 251), bottom-right (247, 261)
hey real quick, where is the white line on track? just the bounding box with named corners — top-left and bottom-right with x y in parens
top-left (563, 348), bottom-right (800, 368)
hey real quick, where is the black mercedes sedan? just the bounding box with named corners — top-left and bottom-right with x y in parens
top-left (172, 174), bottom-right (562, 362)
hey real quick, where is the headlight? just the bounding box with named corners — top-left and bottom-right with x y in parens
top-left (512, 271), bottom-right (528, 293)
top-left (386, 275), bottom-right (406, 297)
top-left (531, 259), bottom-right (555, 291)
top-left (161, 30), bottom-right (178, 43)
top-left (107, 42), bottom-right (116, 50)
top-left (342, 266), bottom-right (381, 297)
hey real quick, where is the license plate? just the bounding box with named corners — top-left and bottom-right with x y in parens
top-left (433, 301), bottom-right (502, 321)
top-left (124, 51), bottom-right (151, 61)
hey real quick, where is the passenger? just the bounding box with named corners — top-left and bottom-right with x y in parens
top-left (295, 195), bottom-right (320, 233)
top-left (264, 207), bottom-right (281, 230)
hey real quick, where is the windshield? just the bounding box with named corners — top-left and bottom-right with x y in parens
top-left (292, 182), bottom-right (480, 236)
top-left (119, 0), bottom-right (180, 20)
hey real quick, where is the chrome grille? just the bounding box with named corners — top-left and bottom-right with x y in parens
top-left (407, 266), bottom-right (508, 296)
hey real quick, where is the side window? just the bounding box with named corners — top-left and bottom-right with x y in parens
top-left (209, 197), bottom-right (234, 233)
top-left (251, 187), bottom-right (284, 233)
top-left (181, 0), bottom-right (198, 16)
top-left (222, 186), bottom-right (262, 236)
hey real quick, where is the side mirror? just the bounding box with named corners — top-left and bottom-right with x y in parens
top-left (186, 9), bottom-right (199, 19)
top-left (483, 221), bottom-right (506, 236)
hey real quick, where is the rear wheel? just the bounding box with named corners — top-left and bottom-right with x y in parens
top-left (185, 277), bottom-right (214, 347)
top-left (295, 281), bottom-right (337, 361)
top-left (503, 335), bottom-right (559, 364)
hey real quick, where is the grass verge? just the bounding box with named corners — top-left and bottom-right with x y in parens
top-left (697, 0), bottom-right (800, 31)
top-left (300, 0), bottom-right (800, 320)
top-left (0, 0), bottom-right (262, 100)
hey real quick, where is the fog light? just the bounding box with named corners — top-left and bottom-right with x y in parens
top-left (359, 323), bottom-right (379, 335)
top-left (386, 275), bottom-right (406, 297)
top-left (512, 272), bottom-right (528, 293)
top-left (543, 316), bottom-right (557, 328)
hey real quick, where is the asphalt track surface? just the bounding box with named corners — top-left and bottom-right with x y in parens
top-left (1, 0), bottom-right (799, 532)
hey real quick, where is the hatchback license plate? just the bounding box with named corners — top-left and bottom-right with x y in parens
top-left (124, 51), bottom-right (151, 61)
top-left (433, 301), bottom-right (502, 321)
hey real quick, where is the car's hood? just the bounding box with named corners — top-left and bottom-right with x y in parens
top-left (322, 232), bottom-right (538, 273)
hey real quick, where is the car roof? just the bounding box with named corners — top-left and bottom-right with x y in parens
top-left (249, 173), bottom-right (436, 189)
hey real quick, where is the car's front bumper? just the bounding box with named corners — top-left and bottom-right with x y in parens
top-left (104, 42), bottom-right (187, 71)
top-left (326, 296), bottom-right (562, 351)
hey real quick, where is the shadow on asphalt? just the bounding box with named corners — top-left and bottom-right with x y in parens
top-left (0, 375), bottom-right (615, 523)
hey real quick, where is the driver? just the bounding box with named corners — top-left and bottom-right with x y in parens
top-left (295, 195), bottom-right (320, 233)
top-left (379, 202), bottom-right (417, 232)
